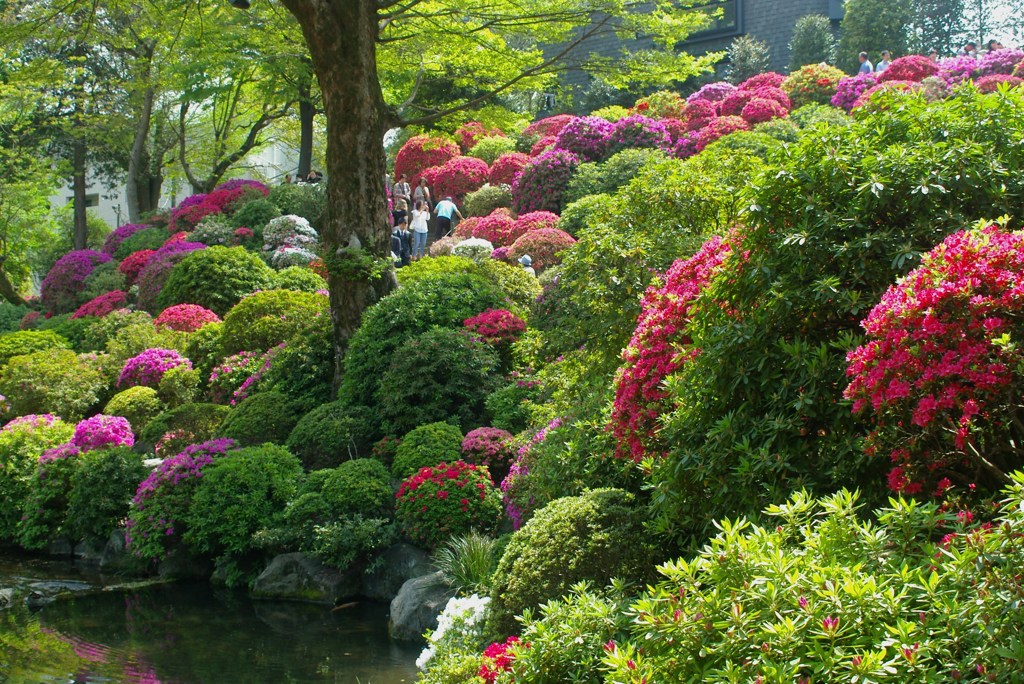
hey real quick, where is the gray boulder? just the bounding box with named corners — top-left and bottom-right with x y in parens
top-left (362, 543), bottom-right (434, 601)
top-left (251, 552), bottom-right (359, 604)
top-left (0, 587), bottom-right (13, 610)
top-left (388, 571), bottom-right (454, 641)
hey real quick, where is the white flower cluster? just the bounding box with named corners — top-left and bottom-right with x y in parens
top-left (263, 215), bottom-right (319, 253)
top-left (452, 237), bottom-right (495, 264)
top-left (416, 593), bottom-right (491, 670)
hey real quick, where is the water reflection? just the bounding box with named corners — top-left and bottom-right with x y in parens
top-left (0, 561), bottom-right (419, 684)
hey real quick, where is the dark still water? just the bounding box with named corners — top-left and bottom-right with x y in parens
top-left (0, 555), bottom-right (420, 684)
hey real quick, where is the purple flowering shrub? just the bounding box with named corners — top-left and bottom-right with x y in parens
top-left (102, 223), bottom-right (149, 255)
top-left (554, 116), bottom-right (614, 162)
top-left (71, 414), bottom-right (135, 451)
top-left (41, 250), bottom-right (112, 314)
top-left (119, 348), bottom-right (192, 389)
top-left (978, 48), bottom-right (1024, 76)
top-left (687, 81), bottom-right (736, 103)
top-left (461, 427), bottom-right (515, 478)
top-left (208, 351), bottom-right (263, 404)
top-left (938, 56), bottom-right (978, 86)
top-left (511, 149), bottom-right (580, 214)
top-left (126, 438), bottom-right (238, 561)
top-left (832, 73), bottom-right (878, 112)
top-left (500, 417), bottom-right (563, 529)
top-left (605, 115), bottom-right (672, 157)
top-left (135, 241), bottom-right (206, 313)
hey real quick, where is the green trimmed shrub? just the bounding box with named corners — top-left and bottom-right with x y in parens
top-left (321, 458), bottom-right (393, 516)
top-left (158, 246), bottom-right (276, 316)
top-left (377, 328), bottom-right (501, 436)
top-left (467, 136), bottom-right (517, 165)
top-left (394, 256), bottom-right (476, 286)
top-left (156, 365), bottom-right (200, 408)
top-left (36, 314), bottom-right (92, 352)
top-left (184, 443), bottom-right (303, 586)
top-left (18, 446), bottom-right (80, 550)
top-left (104, 321), bottom-right (185, 368)
top-left (392, 421), bottom-right (464, 480)
top-left (0, 302), bottom-right (29, 334)
top-left (273, 266), bottom-right (326, 293)
top-left (80, 261), bottom-right (126, 302)
top-left (220, 289), bottom-right (327, 355)
top-left (558, 194), bottom-right (614, 239)
top-left (753, 116), bottom-right (802, 142)
top-left (104, 386), bottom-right (165, 433)
top-left (486, 488), bottom-right (652, 638)
top-left (267, 182), bottom-right (325, 228)
top-left (113, 226), bottom-right (168, 260)
top-left (82, 310), bottom-right (154, 353)
top-left (463, 184), bottom-right (513, 217)
top-left (484, 381), bottom-right (538, 434)
top-left (229, 198), bottom-right (281, 237)
top-left (258, 313), bottom-right (334, 415)
top-left (0, 350), bottom-right (107, 421)
top-left (286, 401), bottom-right (367, 470)
top-left (140, 402), bottom-right (231, 451)
top-left (476, 260), bottom-right (541, 313)
top-left (789, 102), bottom-right (851, 129)
top-left (66, 446), bottom-right (148, 546)
top-left (0, 415), bottom-right (75, 542)
top-left (703, 130), bottom-right (784, 160)
top-left (219, 391), bottom-right (299, 446)
top-left (0, 330), bottom-right (70, 368)
top-left (184, 321), bottom-right (224, 389)
top-left (563, 148), bottom-right (668, 206)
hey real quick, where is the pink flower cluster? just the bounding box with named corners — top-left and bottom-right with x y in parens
top-left (2, 414), bottom-right (58, 432)
top-left (454, 121), bottom-right (504, 152)
top-left (937, 56), bottom-right (978, 86)
top-left (168, 181), bottom-right (269, 232)
top-left (102, 223), bottom-right (149, 255)
top-left (231, 343), bottom-right (285, 405)
top-left (394, 134), bottom-right (461, 188)
top-left (154, 304), bottom-right (221, 332)
top-left (118, 249), bottom-right (156, 286)
top-left (464, 308), bottom-right (527, 345)
top-left (40, 443), bottom-right (81, 463)
top-left (479, 636), bottom-right (523, 683)
top-left (978, 47), bottom-right (1024, 76)
top-left (118, 348), bottom-right (192, 388)
top-left (18, 310), bottom-right (41, 330)
top-left (554, 116), bottom-right (614, 162)
top-left (976, 74), bottom-right (1023, 93)
top-left (71, 414), bottom-right (135, 451)
top-left (461, 427), bottom-right (515, 473)
top-left (208, 350), bottom-right (262, 404)
top-left (739, 72), bottom-right (787, 90)
top-left (40, 250), bottom-right (112, 314)
top-left (687, 81), bottom-right (736, 104)
top-left (610, 235), bottom-right (734, 461)
top-left (529, 135), bottom-right (557, 156)
top-left (511, 149), bottom-right (580, 214)
top-left (844, 224), bottom-right (1024, 497)
top-left (421, 155), bottom-right (490, 199)
top-left (879, 55), bottom-right (939, 83)
top-left (832, 73), bottom-right (878, 112)
top-left (500, 417), bottom-right (562, 529)
top-left (509, 227), bottom-right (576, 271)
top-left (489, 152), bottom-right (531, 186)
top-left (522, 114), bottom-right (573, 139)
top-left (135, 241), bottom-right (206, 312)
top-left (605, 115), bottom-right (672, 156)
top-left (71, 291), bottom-right (128, 319)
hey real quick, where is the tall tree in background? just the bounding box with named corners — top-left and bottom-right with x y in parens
top-left (274, 0), bottom-right (720, 385)
top-left (961, 0), bottom-right (1024, 45)
top-left (838, 0), bottom-right (912, 71)
top-left (789, 14), bottom-right (838, 69)
top-left (908, 0), bottom-right (967, 54)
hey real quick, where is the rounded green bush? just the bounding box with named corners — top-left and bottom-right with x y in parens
top-left (66, 446), bottom-right (148, 546)
top-left (80, 261), bottom-right (127, 302)
top-left (183, 321), bottom-right (224, 388)
top-left (0, 302), bottom-right (29, 334)
top-left (219, 391), bottom-right (299, 446)
top-left (273, 266), bottom-right (327, 293)
top-left (104, 386), bottom-right (165, 433)
top-left (229, 198), bottom-right (281, 236)
top-left (395, 460), bottom-right (502, 549)
top-left (267, 183), bottom-right (324, 228)
top-left (0, 415), bottom-right (75, 542)
top-left (114, 226), bottom-right (169, 260)
top-left (392, 421), bottom-right (464, 480)
top-left (559, 194), bottom-right (615, 239)
top-left (377, 328), bottom-right (500, 436)
top-left (157, 246), bottom-right (276, 316)
top-left (140, 402), bottom-right (231, 449)
top-left (475, 260), bottom-right (542, 312)
top-left (563, 147), bottom-right (668, 206)
top-left (0, 330), bottom-right (71, 368)
top-left (320, 458), bottom-right (393, 516)
top-left (18, 448), bottom-right (80, 550)
top-left (463, 184), bottom-right (513, 217)
top-left (286, 400), bottom-right (368, 470)
top-left (257, 314), bottom-right (334, 415)
top-left (220, 289), bottom-right (327, 355)
top-left (467, 136), bottom-right (517, 165)
top-left (486, 488), bottom-right (652, 638)
top-left (184, 443), bottom-right (303, 585)
top-left (82, 310), bottom-right (154, 353)
top-left (0, 350), bottom-right (107, 421)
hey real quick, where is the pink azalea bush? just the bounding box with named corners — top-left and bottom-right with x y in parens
top-left (832, 73), bottom-right (878, 111)
top-left (509, 228), bottom-right (577, 271)
top-left (738, 72), bottom-right (787, 90)
top-left (845, 224), bottom-right (1024, 501)
top-left (522, 115), bottom-right (573, 139)
top-left (118, 348), bottom-right (193, 389)
top-left (879, 55), bottom-right (938, 83)
top-left (463, 308), bottom-right (527, 346)
top-left (610, 235), bottom-right (734, 461)
top-left (741, 97), bottom-right (788, 125)
top-left (975, 74), bottom-right (1023, 93)
top-left (937, 56), bottom-right (978, 86)
top-left (71, 414), bottom-right (135, 451)
top-left (71, 291), bottom-right (128, 319)
top-left (529, 135), bottom-right (557, 156)
top-left (512, 211), bottom-right (559, 240)
top-left (394, 134), bottom-right (461, 188)
top-left (454, 121), bottom-right (504, 152)
top-left (697, 115), bottom-right (751, 151)
top-left (41, 250), bottom-right (112, 314)
top-left (489, 152), bottom-right (531, 186)
top-left (499, 418), bottom-right (562, 529)
top-left (395, 460), bottom-right (502, 548)
top-left (978, 47), bottom-right (1024, 76)
top-left (686, 81), bottom-right (736, 104)
top-left (154, 304), bottom-right (221, 332)
top-left (461, 427), bottom-right (515, 474)
top-left (135, 241), bottom-right (206, 313)
top-left (479, 636), bottom-right (523, 683)
top-left (605, 115), bottom-right (672, 156)
top-left (554, 116), bottom-right (614, 162)
top-left (208, 351), bottom-right (263, 404)
top-left (511, 149), bottom-right (580, 214)
top-left (102, 224), bottom-right (149, 256)
top-left (126, 438), bottom-right (238, 560)
top-left (467, 209), bottom-right (518, 246)
top-left (421, 156), bottom-right (490, 200)
top-left (118, 249), bottom-right (155, 286)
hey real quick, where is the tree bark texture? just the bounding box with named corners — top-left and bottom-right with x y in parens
top-left (126, 86), bottom-right (155, 223)
top-left (72, 137), bottom-right (88, 250)
top-left (297, 65), bottom-right (314, 178)
top-left (280, 0), bottom-right (397, 389)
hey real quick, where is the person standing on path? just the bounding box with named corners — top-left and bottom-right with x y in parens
top-left (858, 51), bottom-right (873, 74)
top-left (433, 196), bottom-right (463, 241)
top-left (410, 200), bottom-right (430, 260)
top-left (392, 218), bottom-right (412, 267)
top-left (875, 50), bottom-right (891, 73)
top-left (394, 174), bottom-right (412, 208)
top-left (413, 177), bottom-right (432, 210)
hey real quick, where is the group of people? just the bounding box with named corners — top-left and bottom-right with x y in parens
top-left (281, 170), bottom-right (323, 185)
top-left (858, 38), bottom-right (1011, 74)
top-left (388, 173), bottom-right (463, 267)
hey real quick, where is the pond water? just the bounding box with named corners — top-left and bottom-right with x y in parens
top-left (0, 554), bottom-right (421, 684)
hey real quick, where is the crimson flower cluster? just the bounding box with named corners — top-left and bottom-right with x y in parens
top-left (610, 235), bottom-right (734, 461)
top-left (118, 249), bottom-right (156, 286)
top-left (529, 135), bottom-right (557, 156)
top-left (71, 291), bottom-right (128, 319)
top-left (395, 460), bottom-right (502, 548)
top-left (454, 121), bottom-right (504, 152)
top-left (879, 55), bottom-right (939, 83)
top-left (421, 155), bottom-right (490, 200)
top-left (976, 74), bottom-right (1023, 93)
top-left (464, 308), bottom-right (527, 346)
top-left (522, 114), bottom-right (573, 139)
top-left (845, 224), bottom-right (1024, 498)
top-left (154, 304), bottom-right (221, 332)
top-left (118, 348), bottom-right (192, 389)
top-left (71, 414), bottom-right (135, 451)
top-left (394, 134), bottom-right (460, 188)
top-left (489, 152), bottom-right (531, 186)
top-left (478, 636), bottom-right (524, 683)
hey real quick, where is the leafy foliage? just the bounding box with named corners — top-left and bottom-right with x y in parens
top-left (285, 400), bottom-right (366, 470)
top-left (219, 391), bottom-right (300, 446)
top-left (67, 447), bottom-right (148, 546)
top-left (158, 246), bottom-right (275, 316)
top-left (392, 421), bottom-right (465, 480)
top-left (396, 460), bottom-right (502, 549)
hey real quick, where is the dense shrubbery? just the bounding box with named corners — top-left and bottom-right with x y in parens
top-left (219, 391), bottom-right (299, 446)
top-left (66, 446), bottom-right (147, 545)
top-left (220, 289), bottom-right (326, 355)
top-left (158, 246), bottom-right (275, 315)
top-left (392, 421), bottom-right (464, 480)
top-left (285, 400), bottom-right (365, 470)
top-left (0, 350), bottom-right (107, 421)
top-left (0, 330), bottom-right (70, 367)
top-left (0, 415), bottom-right (74, 541)
top-left (396, 460), bottom-right (502, 549)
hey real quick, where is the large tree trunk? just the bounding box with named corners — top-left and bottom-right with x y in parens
top-left (297, 63), bottom-right (314, 178)
top-left (72, 138), bottom-right (88, 250)
top-left (280, 0), bottom-right (396, 390)
top-left (126, 86), bottom-right (155, 223)
top-left (0, 268), bottom-right (26, 306)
